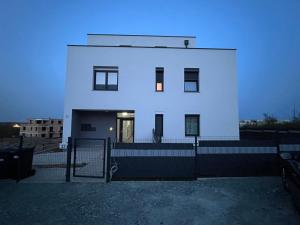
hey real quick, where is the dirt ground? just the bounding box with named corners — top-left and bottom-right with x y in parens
top-left (0, 177), bottom-right (299, 225)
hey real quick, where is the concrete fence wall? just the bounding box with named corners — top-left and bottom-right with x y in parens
top-left (111, 143), bottom-right (195, 180)
top-left (110, 141), bottom-right (300, 180)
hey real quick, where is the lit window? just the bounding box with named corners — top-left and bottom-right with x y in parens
top-left (156, 83), bottom-right (163, 91)
top-left (155, 67), bottom-right (164, 92)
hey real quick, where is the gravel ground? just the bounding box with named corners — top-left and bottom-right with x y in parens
top-left (0, 177), bottom-right (299, 225)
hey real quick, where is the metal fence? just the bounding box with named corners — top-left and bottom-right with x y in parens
top-left (2, 136), bottom-right (300, 182)
top-left (109, 138), bottom-right (300, 180)
top-left (72, 138), bottom-right (106, 178)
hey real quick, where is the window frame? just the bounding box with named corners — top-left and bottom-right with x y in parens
top-left (155, 67), bottom-right (164, 92)
top-left (185, 114), bottom-right (200, 136)
top-left (155, 114), bottom-right (164, 137)
top-left (184, 68), bottom-right (199, 93)
top-left (93, 66), bottom-right (119, 91)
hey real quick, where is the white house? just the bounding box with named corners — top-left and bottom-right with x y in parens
top-left (62, 34), bottom-right (239, 145)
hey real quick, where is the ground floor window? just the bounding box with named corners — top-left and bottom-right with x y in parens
top-left (155, 114), bottom-right (163, 137)
top-left (185, 114), bottom-right (200, 136)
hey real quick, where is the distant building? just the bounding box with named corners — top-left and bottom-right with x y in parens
top-left (20, 118), bottom-right (63, 138)
top-left (239, 120), bottom-right (259, 127)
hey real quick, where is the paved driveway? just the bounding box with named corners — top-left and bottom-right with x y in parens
top-left (0, 177), bottom-right (299, 225)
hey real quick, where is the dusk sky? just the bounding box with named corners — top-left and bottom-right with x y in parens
top-left (0, 0), bottom-right (299, 122)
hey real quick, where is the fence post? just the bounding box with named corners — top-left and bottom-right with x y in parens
top-left (66, 137), bottom-right (72, 182)
top-left (194, 136), bottom-right (198, 179)
top-left (106, 137), bottom-right (111, 183)
top-left (18, 135), bottom-right (23, 150)
top-left (275, 131), bottom-right (280, 155)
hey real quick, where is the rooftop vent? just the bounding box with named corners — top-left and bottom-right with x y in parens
top-left (184, 40), bottom-right (189, 48)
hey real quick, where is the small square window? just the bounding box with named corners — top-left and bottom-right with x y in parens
top-left (184, 68), bottom-right (199, 92)
top-left (185, 115), bottom-right (200, 136)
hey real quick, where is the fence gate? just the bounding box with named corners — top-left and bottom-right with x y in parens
top-left (73, 138), bottom-right (106, 178)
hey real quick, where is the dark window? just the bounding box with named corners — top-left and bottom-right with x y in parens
top-left (49, 127), bottom-right (53, 132)
top-left (51, 120), bottom-right (54, 124)
top-left (36, 120), bottom-right (42, 124)
top-left (185, 115), bottom-right (200, 136)
top-left (94, 66), bottom-right (118, 91)
top-left (155, 114), bottom-right (163, 136)
top-left (81, 124), bottom-right (96, 132)
top-left (41, 134), bottom-right (45, 138)
top-left (42, 127), bottom-right (46, 131)
top-left (155, 67), bottom-right (164, 92)
top-left (58, 120), bottom-right (62, 124)
top-left (35, 127), bottom-right (37, 131)
top-left (23, 127), bottom-right (26, 131)
top-left (49, 134), bottom-right (53, 138)
top-left (184, 68), bottom-right (199, 92)
top-left (60, 133), bottom-right (62, 138)
top-left (60, 126), bottom-right (63, 131)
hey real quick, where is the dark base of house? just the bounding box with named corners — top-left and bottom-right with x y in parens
top-left (112, 177), bottom-right (196, 181)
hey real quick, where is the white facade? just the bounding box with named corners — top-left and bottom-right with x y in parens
top-left (63, 34), bottom-right (239, 144)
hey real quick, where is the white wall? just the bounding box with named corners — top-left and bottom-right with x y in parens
top-left (87, 34), bottom-right (196, 48)
top-left (63, 46), bottom-right (239, 144)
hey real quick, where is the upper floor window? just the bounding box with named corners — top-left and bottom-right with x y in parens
top-left (184, 68), bottom-right (199, 92)
top-left (155, 67), bottom-right (164, 92)
top-left (94, 66), bottom-right (118, 91)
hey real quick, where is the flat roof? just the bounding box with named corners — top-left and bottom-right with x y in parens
top-left (87, 33), bottom-right (196, 38)
top-left (67, 45), bottom-right (236, 51)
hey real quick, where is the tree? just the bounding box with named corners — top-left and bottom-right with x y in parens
top-left (294, 113), bottom-right (300, 123)
top-left (263, 113), bottom-right (277, 125)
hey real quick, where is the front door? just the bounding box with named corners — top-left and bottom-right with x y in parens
top-left (118, 118), bottom-right (134, 143)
